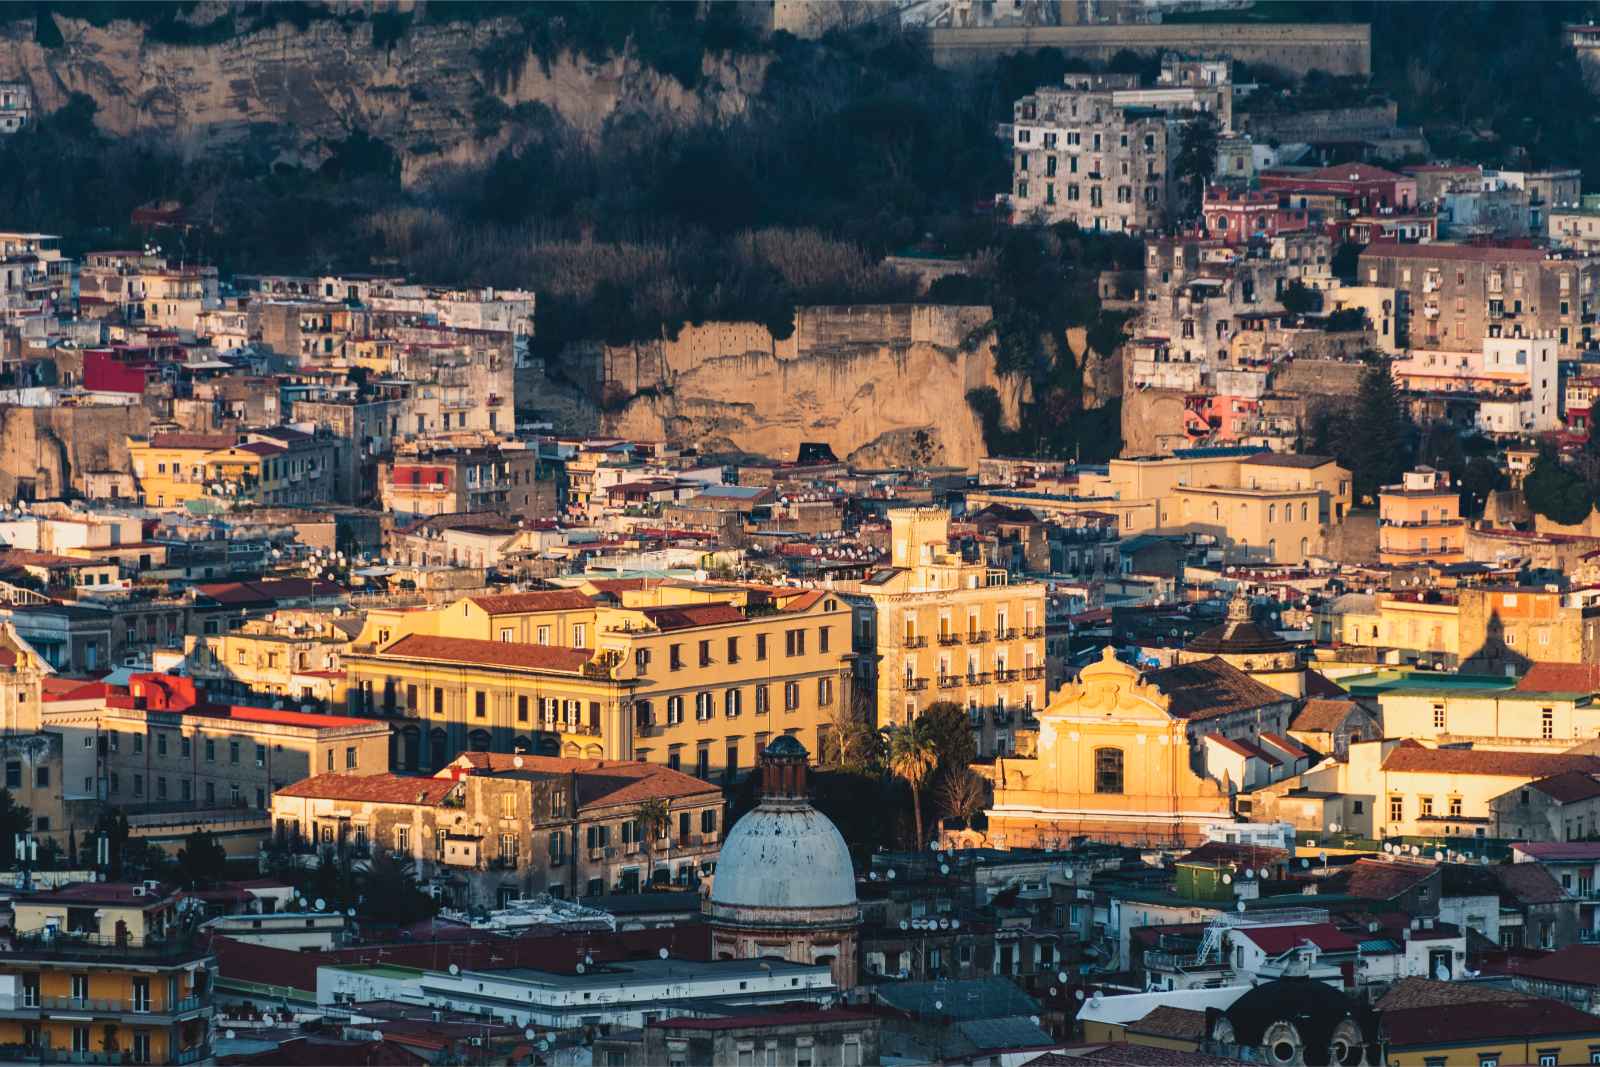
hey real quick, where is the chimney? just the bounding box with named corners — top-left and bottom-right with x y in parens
top-left (759, 736), bottom-right (810, 801)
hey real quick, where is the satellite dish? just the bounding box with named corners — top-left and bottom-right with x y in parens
top-left (448, 964), bottom-right (459, 975)
top-left (1050, 986), bottom-right (1059, 996)
top-left (1059, 971), bottom-right (1071, 984)
top-left (1433, 961), bottom-right (1450, 981)
top-left (513, 756), bottom-right (524, 769)
top-left (536, 1040), bottom-right (549, 1052)
top-left (658, 947), bottom-right (670, 960)
top-left (584, 954), bottom-right (593, 965)
top-left (524, 1028), bottom-right (536, 1041)
top-left (576, 963), bottom-right (586, 974)
top-left (1301, 858), bottom-right (1310, 868)
top-left (939, 864), bottom-right (950, 875)
top-left (952, 919), bottom-right (960, 929)
top-left (869, 871), bottom-right (877, 880)
top-left (1075, 989), bottom-right (1085, 1001)
top-left (225, 1030), bottom-right (237, 1041)
top-left (887, 869), bottom-right (896, 880)
top-left (1237, 900), bottom-right (1247, 913)
top-left (1329, 823), bottom-right (1342, 834)
top-left (1435, 850), bottom-right (1446, 861)
top-left (1259, 867), bottom-right (1270, 880)
top-left (347, 907), bottom-right (356, 917)
top-left (1222, 873), bottom-right (1233, 885)
top-left (1244, 868), bottom-right (1255, 880)
top-left (371, 1030), bottom-right (383, 1042)
top-left (929, 840), bottom-right (941, 852)
top-left (314, 898), bottom-right (326, 911)
top-left (934, 1000), bottom-right (944, 1011)
top-left (900, 920), bottom-right (909, 931)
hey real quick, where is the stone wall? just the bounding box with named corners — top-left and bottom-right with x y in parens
top-left (927, 22), bottom-right (1372, 75)
top-left (599, 305), bottom-right (1023, 470)
top-left (1119, 387), bottom-right (1193, 457)
top-left (1236, 102), bottom-right (1400, 143)
top-left (0, 403), bottom-right (151, 501)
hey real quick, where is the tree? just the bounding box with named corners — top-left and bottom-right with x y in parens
top-left (937, 767), bottom-right (988, 829)
top-left (1345, 359), bottom-right (1414, 504)
top-left (175, 830), bottom-right (228, 889)
top-left (358, 849), bottom-right (437, 926)
top-left (1524, 447), bottom-right (1594, 526)
top-left (1280, 281), bottom-right (1321, 317)
top-left (919, 701), bottom-right (977, 775)
top-left (885, 720), bottom-right (939, 848)
top-left (0, 789), bottom-right (30, 866)
top-left (1173, 111), bottom-right (1219, 218)
top-left (822, 692), bottom-right (878, 770)
top-left (633, 797), bottom-right (672, 887)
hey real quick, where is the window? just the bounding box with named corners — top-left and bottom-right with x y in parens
top-left (1094, 748), bottom-right (1123, 794)
top-left (756, 633), bottom-right (768, 660)
top-left (1421, 796), bottom-right (1434, 817)
top-left (725, 688), bottom-right (742, 718)
top-left (133, 734), bottom-right (143, 754)
top-left (784, 681), bottom-right (800, 711)
top-left (699, 639), bottom-right (713, 667)
top-left (1538, 1054), bottom-right (1557, 1067)
top-left (701, 808), bottom-right (717, 834)
top-left (670, 643), bottom-right (684, 670)
top-left (33, 765), bottom-right (47, 788)
top-left (1449, 796), bottom-right (1462, 817)
top-left (667, 696), bottom-right (684, 725)
top-left (326, 749), bottom-right (335, 772)
top-left (157, 732), bottom-right (167, 757)
top-left (475, 691), bottom-right (486, 718)
top-left (785, 629), bottom-right (806, 656)
top-left (3, 762), bottom-right (17, 789)
top-left (1543, 707), bottom-right (1555, 739)
top-left (727, 636), bottom-right (740, 664)
top-left (256, 743), bottom-right (267, 767)
top-left (755, 685), bottom-right (769, 714)
top-left (1391, 795), bottom-right (1404, 822)
top-left (817, 677), bottom-right (834, 706)
top-left (1432, 703), bottom-right (1445, 729)
top-left (819, 627), bottom-right (830, 653)
top-left (133, 774), bottom-right (144, 797)
top-left (396, 826), bottom-right (410, 852)
top-left (518, 695), bottom-right (529, 722)
top-left (346, 746), bottom-right (358, 770)
top-left (695, 692), bottom-right (713, 721)
top-left (434, 688), bottom-right (444, 715)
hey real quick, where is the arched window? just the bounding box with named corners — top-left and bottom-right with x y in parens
top-left (1094, 747), bottom-right (1124, 795)
top-left (468, 729), bottom-right (492, 752)
top-left (428, 728), bottom-right (449, 770)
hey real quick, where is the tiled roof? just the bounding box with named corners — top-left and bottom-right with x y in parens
top-left (1492, 862), bottom-right (1567, 906)
top-left (148, 432), bottom-right (236, 450)
top-left (1374, 977), bottom-right (1535, 1012)
top-left (1516, 661), bottom-right (1600, 694)
top-left (1033, 1047), bottom-right (1244, 1067)
top-left (447, 752), bottom-right (720, 809)
top-left (1232, 922), bottom-right (1358, 956)
top-left (1304, 670), bottom-right (1347, 698)
top-left (638, 603), bottom-right (747, 630)
top-left (1337, 858), bottom-right (1435, 901)
top-left (465, 590), bottom-right (594, 614)
top-left (377, 635), bottom-right (594, 674)
top-left (1125, 1005), bottom-right (1208, 1041)
top-left (1178, 841), bottom-right (1288, 867)
top-left (1241, 453), bottom-right (1335, 469)
top-left (273, 774), bottom-right (459, 806)
top-left (1381, 740), bottom-right (1600, 778)
top-left (1291, 698), bottom-right (1361, 733)
top-left (222, 705), bottom-right (380, 730)
top-left (194, 578), bottom-right (342, 605)
top-left (1146, 657), bottom-right (1288, 721)
top-left (1363, 240), bottom-right (1549, 263)
top-left (1513, 841), bottom-right (1600, 862)
top-left (1529, 770), bottom-right (1600, 804)
top-left (1383, 998), bottom-right (1600, 1048)
top-left (1484, 944), bottom-right (1600, 987)
top-left (1206, 734), bottom-right (1281, 766)
top-left (16, 881), bottom-right (177, 907)
top-left (1260, 732), bottom-right (1311, 759)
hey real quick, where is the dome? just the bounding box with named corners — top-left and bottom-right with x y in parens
top-left (1188, 589), bottom-right (1292, 657)
top-left (711, 803), bottom-right (857, 911)
top-left (764, 734), bottom-right (808, 759)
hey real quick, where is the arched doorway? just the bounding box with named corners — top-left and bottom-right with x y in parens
top-left (400, 725), bottom-right (421, 771)
top-left (535, 734), bottom-right (561, 757)
top-left (429, 728), bottom-right (449, 770)
top-left (468, 729), bottom-right (492, 752)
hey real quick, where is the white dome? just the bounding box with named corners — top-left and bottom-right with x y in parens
top-left (711, 803), bottom-right (857, 911)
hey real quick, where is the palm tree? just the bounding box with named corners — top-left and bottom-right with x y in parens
top-left (634, 797), bottom-right (672, 888)
top-left (886, 721), bottom-right (939, 849)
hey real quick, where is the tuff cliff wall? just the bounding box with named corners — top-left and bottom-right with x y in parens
top-left (0, 14), bottom-right (766, 182)
top-left (0, 404), bottom-right (151, 501)
top-left (599, 305), bottom-right (1022, 470)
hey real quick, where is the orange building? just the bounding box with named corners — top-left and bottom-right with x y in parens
top-left (1379, 467), bottom-right (1466, 566)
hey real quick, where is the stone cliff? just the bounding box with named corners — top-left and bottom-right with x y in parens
top-left (0, 404), bottom-right (151, 502)
top-left (599, 305), bottom-right (1023, 470)
top-left (0, 14), bottom-right (766, 182)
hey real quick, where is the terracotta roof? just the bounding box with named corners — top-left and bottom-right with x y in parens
top-left (1232, 922), bottom-right (1358, 956)
top-left (1513, 841), bottom-right (1600, 862)
top-left (638, 603), bottom-right (747, 630)
top-left (1291, 698), bottom-right (1362, 733)
top-left (1492, 862), bottom-right (1567, 906)
top-left (273, 774), bottom-right (459, 806)
top-left (1178, 841), bottom-right (1287, 867)
top-left (1260, 732), bottom-right (1311, 759)
top-left (778, 589), bottom-right (827, 613)
top-left (1515, 661), bottom-right (1600, 694)
top-left (1383, 998), bottom-right (1600, 1048)
top-left (1381, 740), bottom-right (1600, 778)
top-left (16, 881), bottom-right (178, 907)
top-left (1033, 1047), bottom-right (1243, 1067)
top-left (1206, 734), bottom-right (1281, 765)
top-left (1126, 1006), bottom-right (1208, 1041)
top-left (1337, 858), bottom-right (1435, 901)
top-left (377, 635), bottom-right (594, 674)
top-left (222, 705), bottom-right (380, 730)
top-left (465, 590), bottom-right (594, 615)
top-left (1304, 670), bottom-right (1347, 698)
top-left (1484, 944), bottom-right (1600, 987)
top-left (446, 752), bottom-right (720, 809)
top-left (147, 432), bottom-right (236, 450)
top-left (194, 578), bottom-right (342, 605)
top-left (1362, 240), bottom-right (1549, 263)
top-left (1375, 977), bottom-right (1536, 1012)
top-left (1241, 453), bottom-right (1336, 469)
top-left (216, 1035), bottom-right (427, 1066)
top-left (1146, 657), bottom-right (1288, 721)
top-left (1529, 769), bottom-right (1600, 804)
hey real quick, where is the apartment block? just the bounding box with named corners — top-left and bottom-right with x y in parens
top-left (1359, 241), bottom-right (1600, 357)
top-left (1379, 467), bottom-right (1467, 566)
top-left (380, 441), bottom-right (550, 520)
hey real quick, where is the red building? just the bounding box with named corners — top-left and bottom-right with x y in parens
top-left (83, 346), bottom-right (161, 395)
top-left (1202, 187), bottom-right (1309, 245)
top-left (1259, 162), bottom-right (1420, 214)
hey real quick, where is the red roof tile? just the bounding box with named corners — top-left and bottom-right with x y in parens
top-left (1232, 922), bottom-right (1358, 955)
top-left (1516, 661), bottom-right (1600, 694)
top-left (1484, 944), bottom-right (1600, 988)
top-left (445, 753), bottom-right (720, 809)
top-left (148, 432), bottom-right (236, 450)
top-left (377, 635), bottom-right (594, 674)
top-left (1337, 858), bottom-right (1436, 901)
top-left (1529, 770), bottom-right (1600, 804)
top-left (1362, 241), bottom-right (1550, 263)
top-left (274, 774), bottom-right (459, 806)
top-left (1382, 741), bottom-right (1600, 778)
top-left (638, 604), bottom-right (747, 630)
top-left (1384, 998), bottom-right (1600, 1048)
top-left (465, 590), bottom-right (594, 614)
top-left (1291, 698), bottom-right (1362, 733)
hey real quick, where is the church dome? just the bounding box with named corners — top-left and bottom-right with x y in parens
top-left (1187, 588), bottom-right (1293, 657)
top-left (710, 738), bottom-right (857, 912)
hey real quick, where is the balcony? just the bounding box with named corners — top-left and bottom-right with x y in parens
top-left (966, 672), bottom-right (992, 686)
top-left (995, 627), bottom-right (1018, 642)
top-left (903, 677), bottom-right (929, 693)
top-left (8, 931), bottom-right (209, 964)
top-left (1023, 627), bottom-right (1046, 639)
top-left (967, 630), bottom-right (990, 644)
top-left (995, 668), bottom-right (1020, 683)
top-left (1022, 665), bottom-right (1047, 681)
top-left (937, 634), bottom-right (963, 646)
top-left (938, 675), bottom-right (963, 689)
top-left (903, 636), bottom-right (928, 649)
top-left (33, 994), bottom-right (207, 1015)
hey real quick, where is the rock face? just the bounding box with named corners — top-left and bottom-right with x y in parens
top-left (0, 404), bottom-right (150, 502)
top-left (0, 13), bottom-right (766, 182)
top-left (600, 305), bottom-right (1021, 470)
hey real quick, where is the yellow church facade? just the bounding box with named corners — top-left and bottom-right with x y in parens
top-left (985, 648), bottom-right (1232, 848)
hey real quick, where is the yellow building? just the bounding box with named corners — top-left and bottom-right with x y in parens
top-left (984, 648), bottom-right (1234, 847)
top-left (1313, 591), bottom-right (1462, 667)
top-left (840, 508), bottom-right (1046, 750)
top-left (126, 432), bottom-right (235, 509)
top-left (182, 619), bottom-right (350, 707)
top-left (1379, 467), bottom-right (1467, 566)
top-left (127, 430), bottom-right (337, 509)
top-left (0, 881), bottom-right (213, 1064)
top-left (347, 581), bottom-right (855, 782)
